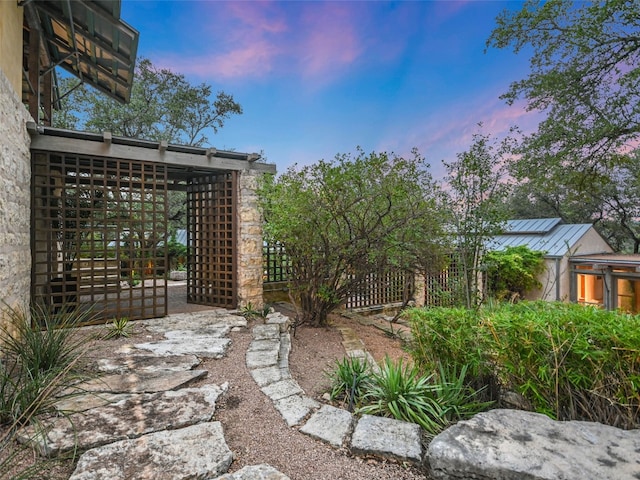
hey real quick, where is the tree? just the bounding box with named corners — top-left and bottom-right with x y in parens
top-left (53, 58), bottom-right (242, 237)
top-left (487, 1), bottom-right (640, 250)
top-left (258, 149), bottom-right (448, 327)
top-left (506, 149), bottom-right (640, 252)
top-left (443, 129), bottom-right (512, 308)
top-left (488, 0), bottom-right (640, 179)
top-left (53, 58), bottom-right (242, 147)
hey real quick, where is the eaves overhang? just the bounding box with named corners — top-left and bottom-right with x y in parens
top-left (22, 0), bottom-right (139, 104)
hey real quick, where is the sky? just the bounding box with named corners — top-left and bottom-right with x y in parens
top-left (120, 0), bottom-right (541, 179)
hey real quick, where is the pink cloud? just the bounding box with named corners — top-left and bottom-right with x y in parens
top-left (376, 92), bottom-right (544, 179)
top-left (295, 3), bottom-right (363, 79)
top-left (155, 1), bottom-right (368, 84)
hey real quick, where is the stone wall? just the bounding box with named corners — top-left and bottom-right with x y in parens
top-left (0, 69), bottom-right (32, 328)
top-left (236, 169), bottom-right (264, 309)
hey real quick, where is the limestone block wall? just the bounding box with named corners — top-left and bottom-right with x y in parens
top-left (236, 169), bottom-right (264, 309)
top-left (0, 69), bottom-right (32, 328)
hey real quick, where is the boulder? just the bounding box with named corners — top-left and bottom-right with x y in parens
top-left (428, 409), bottom-right (640, 480)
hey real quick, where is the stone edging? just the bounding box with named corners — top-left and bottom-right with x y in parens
top-left (246, 312), bottom-right (425, 466)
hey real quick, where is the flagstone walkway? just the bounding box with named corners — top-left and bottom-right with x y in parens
top-left (17, 309), bottom-right (424, 479)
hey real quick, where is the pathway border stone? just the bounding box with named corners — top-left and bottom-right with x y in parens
top-left (245, 312), bottom-right (424, 466)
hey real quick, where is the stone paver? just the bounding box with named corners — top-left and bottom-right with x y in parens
top-left (215, 464), bottom-right (291, 480)
top-left (261, 379), bottom-right (303, 401)
top-left (70, 369), bottom-right (207, 394)
top-left (95, 354), bottom-right (200, 374)
top-left (69, 422), bottom-right (233, 480)
top-left (300, 405), bottom-right (354, 447)
top-left (20, 384), bottom-right (227, 456)
top-left (135, 334), bottom-right (231, 358)
top-left (351, 414), bottom-right (423, 464)
top-left (273, 395), bottom-right (320, 427)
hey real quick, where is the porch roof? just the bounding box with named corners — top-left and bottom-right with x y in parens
top-left (570, 253), bottom-right (640, 269)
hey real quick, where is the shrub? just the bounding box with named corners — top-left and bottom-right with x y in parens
top-left (104, 317), bottom-right (133, 339)
top-left (0, 303), bottom-right (94, 478)
top-left (358, 357), bottom-right (491, 437)
top-left (0, 303), bottom-right (92, 425)
top-left (406, 302), bottom-right (640, 428)
top-left (483, 246), bottom-right (545, 300)
top-left (327, 356), bottom-right (372, 411)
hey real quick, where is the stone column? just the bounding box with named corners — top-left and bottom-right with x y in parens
top-left (0, 69), bottom-right (33, 333)
top-left (413, 273), bottom-right (425, 308)
top-left (236, 169), bottom-right (264, 309)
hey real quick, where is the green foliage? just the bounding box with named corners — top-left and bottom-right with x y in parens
top-left (0, 305), bottom-right (91, 478)
top-left (53, 58), bottom-right (242, 147)
top-left (104, 317), bottom-right (133, 339)
top-left (406, 307), bottom-right (491, 382)
top-left (327, 356), bottom-right (372, 411)
top-left (443, 128), bottom-right (512, 308)
top-left (240, 302), bottom-right (269, 320)
top-left (357, 357), bottom-right (490, 436)
top-left (488, 1), bottom-right (640, 252)
top-left (259, 148), bottom-right (449, 326)
top-left (406, 302), bottom-right (640, 428)
top-left (0, 303), bottom-right (94, 425)
top-left (483, 246), bottom-right (545, 300)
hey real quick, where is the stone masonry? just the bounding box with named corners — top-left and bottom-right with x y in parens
top-left (0, 68), bottom-right (32, 331)
top-left (237, 168), bottom-right (265, 309)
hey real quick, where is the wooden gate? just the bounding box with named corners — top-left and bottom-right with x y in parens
top-left (186, 172), bottom-right (237, 308)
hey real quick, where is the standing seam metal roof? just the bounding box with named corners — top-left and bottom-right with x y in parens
top-left (488, 219), bottom-right (594, 258)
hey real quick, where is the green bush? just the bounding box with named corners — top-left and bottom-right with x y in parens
top-left (327, 356), bottom-right (372, 411)
top-left (483, 246), bottom-right (545, 300)
top-left (0, 303), bottom-right (94, 478)
top-left (406, 302), bottom-right (640, 428)
top-left (0, 304), bottom-right (92, 426)
top-left (326, 355), bottom-right (491, 436)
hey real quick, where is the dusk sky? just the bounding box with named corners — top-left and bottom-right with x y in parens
top-left (121, 0), bottom-right (541, 179)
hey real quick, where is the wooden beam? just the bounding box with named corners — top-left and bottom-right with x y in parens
top-left (30, 134), bottom-right (277, 174)
top-left (28, 27), bottom-right (40, 122)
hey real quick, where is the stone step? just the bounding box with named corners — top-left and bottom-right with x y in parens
top-left (64, 369), bottom-right (208, 396)
top-left (18, 383), bottom-right (227, 457)
top-left (215, 464), bottom-right (291, 480)
top-left (69, 422), bottom-right (233, 480)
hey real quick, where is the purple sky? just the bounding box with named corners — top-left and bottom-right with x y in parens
top-left (121, 0), bottom-right (540, 178)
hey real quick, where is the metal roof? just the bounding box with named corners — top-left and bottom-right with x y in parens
top-left (488, 220), bottom-right (595, 258)
top-left (25, 0), bottom-right (139, 104)
top-left (503, 218), bottom-right (563, 235)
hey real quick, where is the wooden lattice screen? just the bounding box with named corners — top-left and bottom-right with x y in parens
top-left (424, 257), bottom-right (462, 307)
top-left (31, 152), bottom-right (168, 323)
top-left (263, 242), bottom-right (290, 283)
top-left (345, 270), bottom-right (412, 310)
top-left (186, 172), bottom-right (237, 308)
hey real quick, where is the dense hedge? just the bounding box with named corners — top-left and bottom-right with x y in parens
top-left (406, 302), bottom-right (640, 428)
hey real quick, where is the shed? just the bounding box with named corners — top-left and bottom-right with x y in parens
top-left (488, 218), bottom-right (613, 303)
